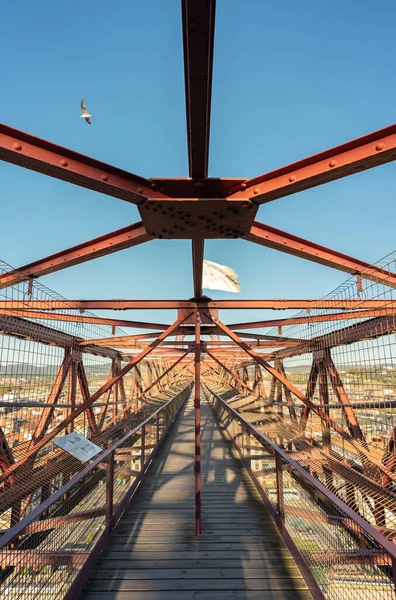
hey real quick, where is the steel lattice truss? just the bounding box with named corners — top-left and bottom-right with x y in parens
top-left (1, 2), bottom-right (396, 597)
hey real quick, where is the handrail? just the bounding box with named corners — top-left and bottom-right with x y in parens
top-left (204, 383), bottom-right (396, 559)
top-left (0, 384), bottom-right (191, 550)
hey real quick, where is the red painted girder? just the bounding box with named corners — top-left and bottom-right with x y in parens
top-left (248, 221), bottom-right (396, 287)
top-left (0, 309), bottom-right (170, 330)
top-left (227, 308), bottom-right (396, 330)
top-left (228, 124), bottom-right (396, 203)
top-left (192, 239), bottom-right (204, 298)
top-left (0, 222), bottom-right (150, 289)
top-left (0, 123), bottom-right (169, 203)
top-left (0, 299), bottom-right (388, 310)
top-left (276, 313), bottom-right (396, 360)
top-left (0, 313), bottom-right (120, 359)
top-left (150, 178), bottom-right (245, 198)
top-left (182, 0), bottom-right (216, 178)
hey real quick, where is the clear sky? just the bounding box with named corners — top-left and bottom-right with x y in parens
top-left (0, 0), bottom-right (395, 326)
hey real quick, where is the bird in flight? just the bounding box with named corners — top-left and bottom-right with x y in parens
top-left (80, 99), bottom-right (92, 125)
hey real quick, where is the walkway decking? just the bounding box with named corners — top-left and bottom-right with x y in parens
top-left (80, 394), bottom-right (312, 599)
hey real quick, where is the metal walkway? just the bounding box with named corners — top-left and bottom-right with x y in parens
top-left (80, 395), bottom-right (312, 600)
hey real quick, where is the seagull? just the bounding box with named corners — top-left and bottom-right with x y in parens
top-left (80, 99), bottom-right (92, 125)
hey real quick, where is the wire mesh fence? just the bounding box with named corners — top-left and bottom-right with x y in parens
top-left (205, 384), bottom-right (396, 600)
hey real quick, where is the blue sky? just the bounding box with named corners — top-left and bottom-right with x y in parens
top-left (0, 0), bottom-right (395, 326)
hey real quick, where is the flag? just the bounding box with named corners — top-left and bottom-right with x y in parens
top-left (202, 260), bottom-right (241, 293)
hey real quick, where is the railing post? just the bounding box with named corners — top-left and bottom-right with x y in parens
top-left (106, 451), bottom-right (114, 532)
top-left (275, 452), bottom-right (284, 532)
top-left (141, 425), bottom-right (146, 473)
top-left (194, 308), bottom-right (202, 535)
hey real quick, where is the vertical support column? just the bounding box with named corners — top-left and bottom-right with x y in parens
top-left (194, 308), bottom-right (202, 535)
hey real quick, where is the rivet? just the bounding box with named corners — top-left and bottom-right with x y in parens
top-left (143, 204), bottom-right (150, 210)
top-left (137, 187), bottom-right (143, 194)
top-left (60, 159), bottom-right (68, 167)
top-left (161, 211), bottom-right (168, 216)
top-left (195, 181), bottom-right (203, 188)
top-left (158, 234), bottom-right (163, 239)
top-left (152, 207), bottom-right (158, 212)
top-left (242, 202), bottom-right (249, 208)
top-left (253, 187), bottom-right (259, 194)
top-left (157, 203), bottom-right (163, 208)
top-left (329, 160), bottom-right (337, 168)
top-left (240, 183), bottom-right (247, 190)
top-left (13, 143), bottom-right (22, 151)
top-left (162, 228), bottom-right (168, 233)
top-left (151, 183), bottom-right (156, 189)
top-left (168, 230), bottom-right (174, 235)
top-left (213, 211), bottom-right (218, 216)
top-left (199, 215), bottom-right (205, 220)
top-left (101, 175), bottom-right (108, 182)
top-left (288, 175), bottom-right (296, 183)
top-left (376, 143), bottom-right (384, 151)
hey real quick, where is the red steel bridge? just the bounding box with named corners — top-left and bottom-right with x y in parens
top-left (1, 1), bottom-right (396, 598)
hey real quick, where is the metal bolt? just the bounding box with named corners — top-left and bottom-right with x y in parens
top-left (240, 183), bottom-right (247, 190)
top-left (13, 143), bottom-right (22, 151)
top-left (376, 143), bottom-right (384, 151)
top-left (137, 187), bottom-right (143, 194)
top-left (101, 175), bottom-right (108, 182)
top-left (288, 175), bottom-right (296, 183)
top-left (329, 160), bottom-right (337, 168)
top-left (253, 187), bottom-right (259, 194)
top-left (60, 159), bottom-right (68, 167)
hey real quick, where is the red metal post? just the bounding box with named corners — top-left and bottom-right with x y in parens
top-left (194, 309), bottom-right (202, 535)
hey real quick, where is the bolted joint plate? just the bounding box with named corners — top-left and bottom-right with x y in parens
top-left (138, 198), bottom-right (258, 239)
top-left (178, 307), bottom-right (218, 325)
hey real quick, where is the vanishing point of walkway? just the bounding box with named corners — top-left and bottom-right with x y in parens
top-left (80, 393), bottom-right (312, 599)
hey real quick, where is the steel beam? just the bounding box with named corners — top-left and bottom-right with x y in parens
top-left (276, 313), bottom-right (396, 360)
top-left (227, 308), bottom-right (396, 330)
top-left (0, 223), bottom-right (150, 289)
top-left (228, 124), bottom-right (396, 203)
top-left (182, 0), bottom-right (216, 178)
top-left (0, 309), bottom-right (170, 330)
top-left (247, 221), bottom-right (396, 288)
top-left (192, 238), bottom-right (204, 298)
top-left (0, 123), bottom-right (166, 203)
top-left (0, 313), bottom-right (120, 360)
top-left (0, 299), bottom-right (388, 310)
